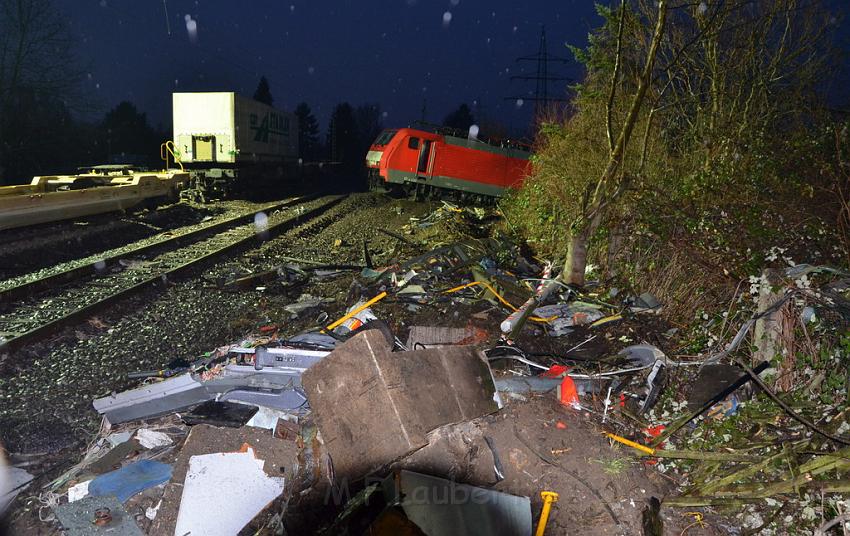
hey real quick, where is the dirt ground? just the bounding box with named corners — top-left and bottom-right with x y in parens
top-left (1, 191), bottom-right (739, 535)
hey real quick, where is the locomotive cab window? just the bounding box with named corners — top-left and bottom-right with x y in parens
top-left (374, 129), bottom-right (397, 145)
top-left (408, 137), bottom-right (420, 150)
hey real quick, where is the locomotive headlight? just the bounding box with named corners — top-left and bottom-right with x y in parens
top-left (365, 150), bottom-right (383, 167)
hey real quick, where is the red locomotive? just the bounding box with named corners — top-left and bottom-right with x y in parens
top-left (366, 127), bottom-right (531, 200)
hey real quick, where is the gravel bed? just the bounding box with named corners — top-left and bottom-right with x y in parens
top-left (0, 196), bottom-right (337, 340)
top-left (0, 194), bottom-right (359, 453)
top-left (0, 198), bottom-right (300, 292)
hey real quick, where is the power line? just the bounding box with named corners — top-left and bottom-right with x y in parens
top-left (505, 26), bottom-right (571, 113)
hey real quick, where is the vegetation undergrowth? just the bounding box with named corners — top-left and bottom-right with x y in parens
top-left (501, 1), bottom-right (850, 531)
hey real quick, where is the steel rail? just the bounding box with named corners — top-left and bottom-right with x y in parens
top-left (0, 194), bottom-right (317, 304)
top-left (0, 195), bottom-right (345, 353)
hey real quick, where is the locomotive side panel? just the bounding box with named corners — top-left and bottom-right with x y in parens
top-left (375, 128), bottom-right (531, 198)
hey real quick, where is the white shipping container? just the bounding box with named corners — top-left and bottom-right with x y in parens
top-left (172, 92), bottom-right (298, 165)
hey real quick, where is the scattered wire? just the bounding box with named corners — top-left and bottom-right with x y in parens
top-left (442, 280), bottom-right (555, 322)
top-left (486, 346), bottom-right (549, 371)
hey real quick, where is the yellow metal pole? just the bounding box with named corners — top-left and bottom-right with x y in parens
top-left (605, 432), bottom-right (656, 455)
top-left (535, 491), bottom-right (559, 536)
top-left (324, 292), bottom-right (388, 332)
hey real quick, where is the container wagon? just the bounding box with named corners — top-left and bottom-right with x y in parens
top-left (172, 92), bottom-right (299, 200)
top-left (366, 127), bottom-right (531, 201)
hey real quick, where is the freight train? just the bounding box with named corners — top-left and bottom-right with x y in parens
top-left (171, 92), bottom-right (299, 201)
top-left (366, 127), bottom-right (531, 201)
top-left (0, 92), bottom-right (301, 230)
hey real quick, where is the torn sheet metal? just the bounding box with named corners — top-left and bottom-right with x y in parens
top-left (495, 376), bottom-right (606, 396)
top-left (1, 466), bottom-right (33, 513)
top-left (54, 495), bottom-right (143, 536)
top-left (388, 470), bottom-right (531, 536)
top-left (328, 469), bottom-right (531, 536)
top-left (93, 348), bottom-right (329, 424)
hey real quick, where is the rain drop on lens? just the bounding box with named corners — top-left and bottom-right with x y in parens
top-left (254, 212), bottom-right (269, 232)
top-left (186, 17), bottom-right (198, 42)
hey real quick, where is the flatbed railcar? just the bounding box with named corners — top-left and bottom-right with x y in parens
top-left (0, 167), bottom-right (188, 231)
top-left (366, 127), bottom-right (531, 201)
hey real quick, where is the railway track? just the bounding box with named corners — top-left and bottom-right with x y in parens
top-left (0, 195), bottom-right (312, 299)
top-left (0, 194), bottom-right (345, 354)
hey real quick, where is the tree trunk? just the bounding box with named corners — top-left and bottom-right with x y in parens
top-left (565, 230), bottom-right (590, 286)
top-left (563, 0), bottom-right (667, 286)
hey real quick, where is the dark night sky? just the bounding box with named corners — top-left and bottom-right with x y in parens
top-left (54, 0), bottom-right (603, 138)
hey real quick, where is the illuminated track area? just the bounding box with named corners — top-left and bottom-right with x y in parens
top-left (0, 194), bottom-right (344, 354)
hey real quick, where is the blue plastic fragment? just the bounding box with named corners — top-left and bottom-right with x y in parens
top-left (87, 459), bottom-right (172, 503)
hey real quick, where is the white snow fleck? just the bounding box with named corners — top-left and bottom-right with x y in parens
top-left (468, 124), bottom-right (479, 139)
top-left (254, 212), bottom-right (268, 232)
top-left (442, 11), bottom-right (452, 27)
top-left (515, 98), bottom-right (524, 108)
top-left (185, 17), bottom-right (198, 42)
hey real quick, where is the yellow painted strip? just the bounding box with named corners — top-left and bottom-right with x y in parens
top-left (442, 281), bottom-right (555, 323)
top-left (590, 314), bottom-right (622, 328)
top-left (324, 292), bottom-right (388, 332)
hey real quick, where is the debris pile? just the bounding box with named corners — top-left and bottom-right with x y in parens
top-left (8, 202), bottom-right (849, 535)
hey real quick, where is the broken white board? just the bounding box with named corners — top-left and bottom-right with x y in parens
top-left (174, 447), bottom-right (285, 536)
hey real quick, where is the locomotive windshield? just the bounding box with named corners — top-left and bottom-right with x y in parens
top-left (372, 129), bottom-right (398, 146)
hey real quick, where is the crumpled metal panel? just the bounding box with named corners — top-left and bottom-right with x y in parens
top-left (53, 494), bottom-right (142, 536)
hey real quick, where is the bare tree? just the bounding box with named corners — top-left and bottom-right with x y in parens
top-left (533, 0), bottom-right (834, 285)
top-left (0, 0), bottom-right (81, 104)
top-left (563, 0), bottom-right (669, 285)
top-left (648, 0), bottom-right (833, 180)
top-left (0, 0), bottom-right (83, 182)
